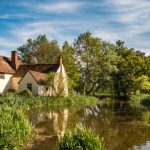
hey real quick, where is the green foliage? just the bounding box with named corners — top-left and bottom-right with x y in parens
top-left (74, 31), bottom-right (102, 94)
top-left (61, 41), bottom-right (80, 91)
top-left (131, 75), bottom-right (150, 95)
top-left (58, 124), bottom-right (104, 150)
top-left (129, 94), bottom-right (150, 110)
top-left (17, 89), bottom-right (33, 97)
top-left (46, 72), bottom-right (55, 87)
top-left (17, 35), bottom-right (61, 64)
top-left (0, 106), bottom-right (31, 150)
top-left (0, 93), bottom-right (98, 109)
top-left (140, 95), bottom-right (150, 107)
top-left (112, 40), bottom-right (147, 98)
top-left (74, 31), bottom-right (117, 95)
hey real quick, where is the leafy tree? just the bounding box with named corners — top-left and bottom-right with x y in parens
top-left (112, 40), bottom-right (146, 98)
top-left (133, 75), bottom-right (150, 94)
top-left (74, 31), bottom-right (103, 94)
top-left (61, 41), bottom-right (80, 92)
top-left (74, 32), bottom-right (118, 95)
top-left (17, 35), bottom-right (61, 64)
top-left (96, 41), bottom-right (118, 94)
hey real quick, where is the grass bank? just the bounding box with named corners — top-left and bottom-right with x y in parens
top-left (0, 93), bottom-right (99, 110)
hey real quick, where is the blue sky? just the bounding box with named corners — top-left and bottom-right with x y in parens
top-left (0, 0), bottom-right (150, 56)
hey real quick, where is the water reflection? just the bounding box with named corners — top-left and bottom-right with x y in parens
top-left (24, 103), bottom-right (150, 150)
top-left (24, 108), bottom-right (69, 150)
top-left (78, 104), bottom-right (150, 150)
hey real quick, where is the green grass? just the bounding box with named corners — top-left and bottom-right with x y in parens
top-left (0, 106), bottom-right (32, 150)
top-left (58, 124), bottom-right (104, 150)
top-left (0, 93), bottom-right (98, 110)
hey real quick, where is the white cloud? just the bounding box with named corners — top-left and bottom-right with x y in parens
top-left (0, 37), bottom-right (19, 48)
top-left (104, 0), bottom-right (150, 24)
top-left (39, 2), bottom-right (83, 13)
top-left (0, 0), bottom-right (150, 56)
top-left (23, 1), bottom-right (84, 13)
top-left (11, 21), bottom-right (67, 44)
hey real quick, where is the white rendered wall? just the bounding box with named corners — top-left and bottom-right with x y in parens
top-left (54, 64), bottom-right (68, 97)
top-left (0, 74), bottom-right (12, 94)
top-left (19, 72), bottom-right (39, 95)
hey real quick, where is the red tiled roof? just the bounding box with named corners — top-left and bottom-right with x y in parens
top-left (29, 70), bottom-right (47, 84)
top-left (0, 56), bottom-right (15, 74)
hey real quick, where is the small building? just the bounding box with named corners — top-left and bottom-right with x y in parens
top-left (0, 51), bottom-right (68, 97)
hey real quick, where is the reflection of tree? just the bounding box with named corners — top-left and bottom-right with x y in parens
top-left (77, 104), bottom-right (150, 150)
top-left (25, 104), bottom-right (150, 150)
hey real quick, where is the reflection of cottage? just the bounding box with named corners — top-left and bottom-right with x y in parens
top-left (0, 51), bottom-right (68, 96)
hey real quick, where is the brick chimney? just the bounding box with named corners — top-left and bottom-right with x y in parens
top-left (11, 51), bottom-right (19, 70)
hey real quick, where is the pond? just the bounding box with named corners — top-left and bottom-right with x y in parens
top-left (24, 101), bottom-right (150, 150)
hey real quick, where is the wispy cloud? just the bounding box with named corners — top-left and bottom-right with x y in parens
top-left (11, 21), bottom-right (74, 44)
top-left (0, 0), bottom-right (149, 56)
top-left (22, 1), bottom-right (84, 13)
top-left (92, 0), bottom-right (150, 54)
top-left (0, 37), bottom-right (19, 48)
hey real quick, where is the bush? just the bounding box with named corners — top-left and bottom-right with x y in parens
top-left (58, 124), bottom-right (104, 150)
top-left (129, 94), bottom-right (150, 110)
top-left (140, 95), bottom-right (150, 107)
top-left (18, 89), bottom-right (33, 97)
top-left (0, 106), bottom-right (31, 150)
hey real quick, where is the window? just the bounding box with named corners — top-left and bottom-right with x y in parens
top-left (0, 74), bottom-right (5, 79)
top-left (27, 83), bottom-right (32, 91)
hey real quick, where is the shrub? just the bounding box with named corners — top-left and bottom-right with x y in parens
top-left (58, 124), bottom-right (104, 150)
top-left (140, 95), bottom-right (150, 107)
top-left (129, 94), bottom-right (150, 110)
top-left (0, 106), bottom-right (31, 150)
top-left (18, 89), bottom-right (33, 97)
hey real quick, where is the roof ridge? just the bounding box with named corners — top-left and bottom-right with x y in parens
top-left (0, 55), bottom-right (10, 58)
top-left (29, 70), bottom-right (46, 74)
top-left (20, 63), bottom-right (58, 66)
top-left (0, 56), bottom-right (15, 74)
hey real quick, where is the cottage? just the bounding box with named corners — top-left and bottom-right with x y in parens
top-left (0, 51), bottom-right (68, 96)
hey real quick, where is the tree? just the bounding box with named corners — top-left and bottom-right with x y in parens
top-left (61, 41), bottom-right (80, 92)
top-left (112, 40), bottom-right (146, 98)
top-left (17, 35), bottom-right (61, 64)
top-left (74, 31), bottom-right (103, 94)
top-left (73, 32), bottom-right (118, 95)
top-left (145, 55), bottom-right (150, 77)
top-left (96, 41), bottom-right (118, 94)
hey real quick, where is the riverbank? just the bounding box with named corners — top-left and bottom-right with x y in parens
top-left (0, 93), bottom-right (98, 110)
top-left (0, 93), bottom-right (99, 150)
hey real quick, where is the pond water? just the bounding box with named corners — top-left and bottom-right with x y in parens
top-left (24, 102), bottom-right (150, 150)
